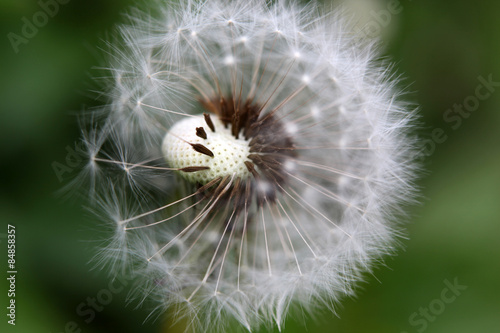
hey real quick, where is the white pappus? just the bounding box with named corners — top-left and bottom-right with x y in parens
top-left (78, 0), bottom-right (418, 331)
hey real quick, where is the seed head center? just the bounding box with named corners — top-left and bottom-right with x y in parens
top-left (162, 115), bottom-right (252, 184)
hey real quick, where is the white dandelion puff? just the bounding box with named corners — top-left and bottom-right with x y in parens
top-left (80, 0), bottom-right (418, 331)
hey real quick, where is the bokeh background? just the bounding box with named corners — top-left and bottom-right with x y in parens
top-left (1, 0), bottom-right (499, 332)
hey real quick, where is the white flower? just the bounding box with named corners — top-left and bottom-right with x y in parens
top-left (80, 0), bottom-right (418, 331)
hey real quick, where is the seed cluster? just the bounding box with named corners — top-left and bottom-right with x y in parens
top-left (163, 97), bottom-right (296, 212)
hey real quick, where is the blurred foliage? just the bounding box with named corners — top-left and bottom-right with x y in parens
top-left (0, 0), bottom-right (499, 332)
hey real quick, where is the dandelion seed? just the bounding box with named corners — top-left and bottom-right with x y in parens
top-left (80, 0), bottom-right (418, 331)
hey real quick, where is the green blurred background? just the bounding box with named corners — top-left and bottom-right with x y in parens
top-left (0, 0), bottom-right (499, 332)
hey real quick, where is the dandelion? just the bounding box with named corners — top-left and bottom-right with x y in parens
top-left (79, 0), bottom-right (418, 331)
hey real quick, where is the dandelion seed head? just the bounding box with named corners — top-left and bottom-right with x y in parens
top-left (81, 0), bottom-right (419, 331)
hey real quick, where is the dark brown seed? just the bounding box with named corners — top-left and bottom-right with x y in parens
top-left (244, 161), bottom-right (260, 178)
top-left (179, 166), bottom-right (210, 173)
top-left (203, 113), bottom-right (215, 132)
top-left (196, 176), bottom-right (223, 194)
top-left (211, 175), bottom-right (231, 198)
top-left (190, 143), bottom-right (214, 157)
top-left (228, 178), bottom-right (242, 211)
top-left (196, 127), bottom-right (207, 139)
